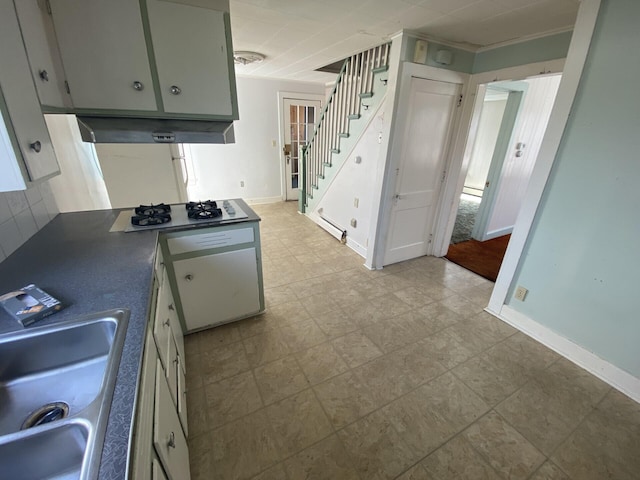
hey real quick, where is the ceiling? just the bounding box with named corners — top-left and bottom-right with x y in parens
top-left (229, 0), bottom-right (580, 83)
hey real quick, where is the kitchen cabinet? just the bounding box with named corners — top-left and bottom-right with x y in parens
top-left (154, 360), bottom-right (190, 480)
top-left (49, 0), bottom-right (157, 112)
top-left (160, 221), bottom-right (265, 332)
top-left (146, 0), bottom-right (234, 116)
top-left (131, 246), bottom-right (189, 480)
top-left (0, 0), bottom-right (60, 192)
top-left (13, 0), bottom-right (71, 108)
top-left (47, 0), bottom-right (238, 119)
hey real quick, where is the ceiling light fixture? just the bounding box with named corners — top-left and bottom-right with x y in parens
top-left (233, 51), bottom-right (266, 65)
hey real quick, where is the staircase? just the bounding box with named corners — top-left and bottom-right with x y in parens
top-left (299, 43), bottom-right (391, 213)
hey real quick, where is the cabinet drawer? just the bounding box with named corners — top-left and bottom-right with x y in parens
top-left (167, 227), bottom-right (254, 255)
top-left (154, 361), bottom-right (190, 480)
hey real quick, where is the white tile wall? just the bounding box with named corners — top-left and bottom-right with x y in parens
top-left (0, 181), bottom-right (59, 262)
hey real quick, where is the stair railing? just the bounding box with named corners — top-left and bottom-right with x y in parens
top-left (299, 43), bottom-right (390, 213)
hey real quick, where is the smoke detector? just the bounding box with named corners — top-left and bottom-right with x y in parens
top-left (233, 51), bottom-right (266, 65)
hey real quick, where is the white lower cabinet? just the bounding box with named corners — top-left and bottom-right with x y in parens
top-left (152, 456), bottom-right (169, 480)
top-left (173, 247), bottom-right (261, 331)
top-left (131, 256), bottom-right (189, 479)
top-left (154, 361), bottom-right (190, 480)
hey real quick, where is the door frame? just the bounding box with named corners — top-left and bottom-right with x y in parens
top-left (367, 62), bottom-right (469, 269)
top-left (277, 91), bottom-right (324, 201)
top-left (471, 82), bottom-right (528, 241)
top-left (432, 0), bottom-right (601, 316)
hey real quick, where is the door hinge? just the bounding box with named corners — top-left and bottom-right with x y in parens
top-left (441, 170), bottom-right (446, 183)
top-left (428, 233), bottom-right (433, 244)
top-left (45, 0), bottom-right (52, 15)
top-left (457, 94), bottom-right (463, 107)
top-left (64, 80), bottom-right (71, 94)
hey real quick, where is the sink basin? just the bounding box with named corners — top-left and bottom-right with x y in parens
top-left (0, 309), bottom-right (129, 480)
top-left (0, 421), bottom-right (88, 480)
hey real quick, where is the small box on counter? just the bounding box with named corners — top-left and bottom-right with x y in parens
top-left (0, 284), bottom-right (65, 327)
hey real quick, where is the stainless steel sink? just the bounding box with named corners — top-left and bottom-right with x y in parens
top-left (0, 309), bottom-right (129, 480)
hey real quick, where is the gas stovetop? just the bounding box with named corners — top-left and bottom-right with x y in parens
top-left (123, 199), bottom-right (248, 232)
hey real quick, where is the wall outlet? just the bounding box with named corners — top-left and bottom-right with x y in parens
top-left (355, 156), bottom-right (362, 164)
top-left (240, 180), bottom-right (245, 187)
top-left (514, 286), bottom-right (528, 301)
top-left (354, 198), bottom-right (359, 208)
top-left (350, 218), bottom-right (357, 228)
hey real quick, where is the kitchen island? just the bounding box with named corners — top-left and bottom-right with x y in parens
top-left (0, 199), bottom-right (261, 480)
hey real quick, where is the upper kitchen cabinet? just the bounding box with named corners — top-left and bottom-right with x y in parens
top-left (146, 0), bottom-right (235, 117)
top-left (13, 0), bottom-right (71, 109)
top-left (0, 0), bottom-right (59, 192)
top-left (49, 0), bottom-right (158, 112)
top-left (47, 0), bottom-right (238, 120)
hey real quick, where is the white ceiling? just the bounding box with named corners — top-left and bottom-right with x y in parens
top-left (229, 0), bottom-right (580, 83)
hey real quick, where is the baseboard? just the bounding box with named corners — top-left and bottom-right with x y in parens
top-left (346, 237), bottom-right (366, 258)
top-left (481, 226), bottom-right (513, 241)
top-left (245, 196), bottom-right (284, 205)
top-left (489, 305), bottom-right (640, 403)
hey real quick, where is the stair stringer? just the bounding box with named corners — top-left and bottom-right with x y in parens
top-left (305, 73), bottom-right (388, 212)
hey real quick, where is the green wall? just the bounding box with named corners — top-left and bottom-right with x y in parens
top-left (404, 31), bottom-right (572, 75)
top-left (473, 31), bottom-right (572, 73)
top-left (508, 0), bottom-right (640, 377)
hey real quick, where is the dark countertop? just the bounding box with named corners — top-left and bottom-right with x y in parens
top-left (0, 198), bottom-right (260, 480)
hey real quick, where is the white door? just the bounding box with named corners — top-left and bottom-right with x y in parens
top-left (282, 98), bottom-right (321, 200)
top-left (384, 77), bottom-right (462, 265)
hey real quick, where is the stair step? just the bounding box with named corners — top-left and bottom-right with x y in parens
top-left (330, 148), bottom-right (340, 154)
top-left (359, 92), bottom-right (374, 99)
top-left (348, 114), bottom-right (361, 120)
top-left (372, 65), bottom-right (389, 74)
top-left (339, 133), bottom-right (350, 138)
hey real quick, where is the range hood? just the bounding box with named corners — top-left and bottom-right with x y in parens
top-left (76, 116), bottom-right (235, 144)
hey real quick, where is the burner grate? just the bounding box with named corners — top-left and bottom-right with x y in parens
top-left (134, 203), bottom-right (172, 216)
top-left (186, 200), bottom-right (222, 220)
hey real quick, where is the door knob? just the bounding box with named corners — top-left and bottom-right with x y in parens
top-left (184, 274), bottom-right (193, 281)
top-left (39, 70), bottom-right (49, 82)
top-left (170, 85), bottom-right (182, 95)
top-left (132, 81), bottom-right (144, 91)
top-left (29, 141), bottom-right (42, 153)
top-left (167, 432), bottom-right (176, 448)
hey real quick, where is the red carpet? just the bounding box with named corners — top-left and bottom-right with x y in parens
top-left (445, 235), bottom-right (511, 282)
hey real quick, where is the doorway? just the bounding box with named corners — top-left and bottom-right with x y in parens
top-left (446, 74), bottom-right (562, 281)
top-left (279, 96), bottom-right (322, 201)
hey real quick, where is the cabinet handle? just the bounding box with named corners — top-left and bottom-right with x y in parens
top-left (168, 303), bottom-right (175, 311)
top-left (164, 318), bottom-right (171, 327)
top-left (167, 432), bottom-right (176, 449)
top-left (184, 274), bottom-right (193, 282)
top-left (39, 70), bottom-right (49, 82)
top-left (29, 141), bottom-right (42, 153)
top-left (170, 85), bottom-right (182, 95)
top-left (132, 81), bottom-right (144, 91)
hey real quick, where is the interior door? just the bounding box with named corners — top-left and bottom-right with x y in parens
top-left (383, 77), bottom-right (462, 265)
top-left (282, 98), bottom-right (321, 200)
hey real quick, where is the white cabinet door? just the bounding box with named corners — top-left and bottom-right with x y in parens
top-left (152, 457), bottom-right (168, 480)
top-left (173, 247), bottom-right (261, 331)
top-left (0, 0), bottom-right (59, 188)
top-left (49, 0), bottom-right (157, 111)
top-left (166, 336), bottom-right (178, 409)
top-left (177, 358), bottom-right (188, 437)
top-left (153, 278), bottom-right (172, 371)
top-left (154, 361), bottom-right (190, 480)
top-left (14, 0), bottom-right (69, 108)
top-left (146, 0), bottom-right (234, 116)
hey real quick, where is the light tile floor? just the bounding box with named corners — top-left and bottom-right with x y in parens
top-left (186, 201), bottom-right (640, 480)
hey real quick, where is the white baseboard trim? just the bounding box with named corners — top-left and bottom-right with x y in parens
top-left (245, 196), bottom-right (283, 205)
top-left (346, 237), bottom-right (366, 258)
top-left (482, 226), bottom-right (514, 241)
top-left (490, 305), bottom-right (640, 403)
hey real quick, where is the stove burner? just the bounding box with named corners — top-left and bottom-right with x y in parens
top-left (131, 212), bottom-right (172, 226)
top-left (186, 200), bottom-right (222, 220)
top-left (134, 203), bottom-right (172, 216)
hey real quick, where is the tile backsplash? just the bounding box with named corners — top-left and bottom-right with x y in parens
top-left (0, 181), bottom-right (59, 263)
